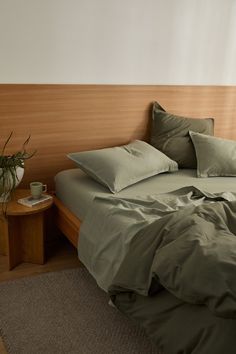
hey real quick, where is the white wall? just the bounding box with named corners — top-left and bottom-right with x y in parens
top-left (0, 0), bottom-right (236, 84)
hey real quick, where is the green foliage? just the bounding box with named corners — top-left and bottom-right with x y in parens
top-left (0, 132), bottom-right (36, 205)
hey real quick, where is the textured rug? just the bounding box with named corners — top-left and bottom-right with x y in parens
top-left (0, 267), bottom-right (159, 354)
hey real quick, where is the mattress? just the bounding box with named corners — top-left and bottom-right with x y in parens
top-left (55, 168), bottom-right (236, 221)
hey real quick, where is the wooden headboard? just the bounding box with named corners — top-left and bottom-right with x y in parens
top-left (0, 84), bottom-right (236, 189)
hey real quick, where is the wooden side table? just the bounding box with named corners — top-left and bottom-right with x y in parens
top-left (0, 189), bottom-right (53, 270)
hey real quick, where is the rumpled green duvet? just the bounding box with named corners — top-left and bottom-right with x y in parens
top-left (79, 186), bottom-right (236, 354)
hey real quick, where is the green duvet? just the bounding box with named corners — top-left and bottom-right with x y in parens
top-left (79, 186), bottom-right (236, 354)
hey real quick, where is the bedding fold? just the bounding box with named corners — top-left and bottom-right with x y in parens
top-left (78, 186), bottom-right (236, 353)
top-left (79, 186), bottom-right (236, 318)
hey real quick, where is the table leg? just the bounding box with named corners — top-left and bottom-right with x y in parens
top-left (0, 217), bottom-right (8, 256)
top-left (7, 212), bottom-right (45, 270)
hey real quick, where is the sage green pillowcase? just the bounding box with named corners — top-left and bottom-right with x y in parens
top-left (151, 102), bottom-right (214, 168)
top-left (189, 131), bottom-right (236, 177)
top-left (68, 140), bottom-right (178, 193)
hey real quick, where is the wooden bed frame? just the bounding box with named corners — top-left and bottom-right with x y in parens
top-left (1, 84), bottom-right (236, 248)
top-left (53, 196), bottom-right (80, 248)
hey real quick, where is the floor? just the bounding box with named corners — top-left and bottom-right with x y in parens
top-left (0, 235), bottom-right (80, 354)
top-left (0, 235), bottom-right (80, 282)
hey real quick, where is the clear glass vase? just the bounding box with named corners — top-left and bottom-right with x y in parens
top-left (0, 166), bottom-right (24, 202)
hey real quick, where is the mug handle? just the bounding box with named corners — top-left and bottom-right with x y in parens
top-left (43, 184), bottom-right (47, 193)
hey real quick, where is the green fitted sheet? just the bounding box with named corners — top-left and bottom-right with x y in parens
top-left (55, 168), bottom-right (236, 221)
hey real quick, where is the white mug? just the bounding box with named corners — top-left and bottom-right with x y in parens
top-left (30, 182), bottom-right (47, 199)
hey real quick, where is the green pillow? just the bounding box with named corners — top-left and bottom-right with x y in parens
top-left (151, 102), bottom-right (214, 168)
top-left (190, 131), bottom-right (236, 177)
top-left (68, 140), bottom-right (178, 193)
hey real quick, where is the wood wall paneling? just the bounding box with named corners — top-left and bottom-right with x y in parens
top-left (0, 84), bottom-right (236, 189)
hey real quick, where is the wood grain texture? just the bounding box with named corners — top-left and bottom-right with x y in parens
top-left (53, 196), bottom-right (80, 248)
top-left (0, 84), bottom-right (236, 189)
top-left (0, 190), bottom-right (53, 269)
top-left (0, 337), bottom-right (7, 354)
top-left (0, 236), bottom-right (79, 282)
top-left (0, 217), bottom-right (7, 256)
top-left (1, 190), bottom-right (53, 216)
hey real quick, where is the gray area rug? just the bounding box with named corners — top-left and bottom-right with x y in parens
top-left (0, 267), bottom-right (159, 354)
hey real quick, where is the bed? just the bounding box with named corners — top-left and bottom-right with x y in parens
top-left (54, 167), bottom-right (236, 353)
top-left (54, 99), bottom-right (236, 354)
top-left (55, 168), bottom-right (236, 222)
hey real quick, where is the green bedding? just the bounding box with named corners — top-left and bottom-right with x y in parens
top-left (55, 168), bottom-right (236, 220)
top-left (79, 186), bottom-right (236, 353)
